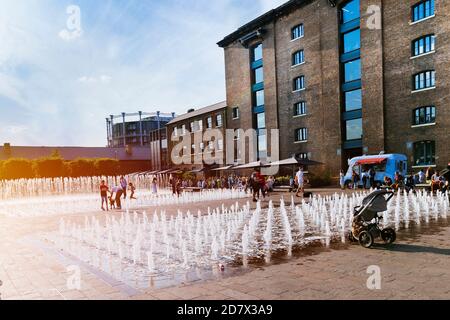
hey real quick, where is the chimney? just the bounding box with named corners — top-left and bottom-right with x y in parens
top-left (187, 108), bottom-right (195, 113)
top-left (3, 143), bottom-right (11, 158)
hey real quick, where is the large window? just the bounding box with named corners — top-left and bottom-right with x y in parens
top-left (294, 102), bottom-right (307, 116)
top-left (206, 116), bottom-right (212, 129)
top-left (291, 24), bottom-right (304, 40)
top-left (295, 128), bottom-right (308, 142)
top-left (292, 50), bottom-right (305, 66)
top-left (344, 59), bottom-right (361, 83)
top-left (216, 114), bottom-right (223, 127)
top-left (254, 90), bottom-right (264, 107)
top-left (256, 112), bottom-right (266, 129)
top-left (345, 118), bottom-right (363, 141)
top-left (414, 141), bottom-right (435, 166)
top-left (412, 0), bottom-right (435, 22)
top-left (254, 67), bottom-right (264, 84)
top-left (412, 34), bottom-right (435, 57)
top-left (413, 106), bottom-right (436, 125)
top-left (344, 89), bottom-right (362, 111)
top-left (413, 70), bottom-right (435, 90)
top-left (341, 0), bottom-right (360, 24)
top-left (293, 76), bottom-right (305, 91)
top-left (252, 43), bottom-right (263, 62)
top-left (343, 29), bottom-right (361, 53)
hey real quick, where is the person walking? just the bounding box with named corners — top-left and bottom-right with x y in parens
top-left (100, 180), bottom-right (109, 211)
top-left (120, 176), bottom-right (128, 199)
top-left (295, 167), bottom-right (305, 198)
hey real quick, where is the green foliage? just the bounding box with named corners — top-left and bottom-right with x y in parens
top-left (275, 175), bottom-right (291, 186)
top-left (0, 157), bottom-right (121, 180)
top-left (69, 158), bottom-right (96, 177)
top-left (33, 156), bottom-right (66, 178)
top-left (182, 172), bottom-right (195, 181)
top-left (95, 158), bottom-right (120, 176)
top-left (1, 158), bottom-right (34, 180)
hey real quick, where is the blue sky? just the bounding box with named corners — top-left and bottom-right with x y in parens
top-left (0, 0), bottom-right (286, 147)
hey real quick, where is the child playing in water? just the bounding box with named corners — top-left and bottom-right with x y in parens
top-left (128, 182), bottom-right (137, 199)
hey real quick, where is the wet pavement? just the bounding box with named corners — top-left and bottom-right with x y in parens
top-left (0, 189), bottom-right (449, 300)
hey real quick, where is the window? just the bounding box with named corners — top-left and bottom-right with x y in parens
top-left (412, 34), bottom-right (435, 57)
top-left (414, 141), bottom-right (435, 166)
top-left (412, 0), bottom-right (435, 22)
top-left (190, 122), bottom-right (195, 132)
top-left (173, 127), bottom-right (178, 137)
top-left (345, 118), bottom-right (363, 141)
top-left (343, 29), bottom-right (361, 53)
top-left (298, 153), bottom-right (308, 159)
top-left (344, 89), bottom-right (362, 111)
top-left (293, 76), bottom-right (305, 91)
top-left (216, 114), bottom-right (223, 127)
top-left (254, 67), bottom-right (264, 84)
top-left (232, 107), bottom-right (240, 119)
top-left (207, 117), bottom-right (212, 129)
top-left (292, 50), bottom-right (305, 66)
top-left (413, 106), bottom-right (436, 125)
top-left (344, 59), bottom-right (361, 83)
top-left (341, 0), bottom-right (360, 24)
top-left (254, 89), bottom-right (265, 107)
top-left (413, 70), bottom-right (435, 90)
top-left (252, 43), bottom-right (263, 62)
top-left (294, 102), bottom-right (307, 116)
top-left (198, 120), bottom-right (203, 131)
top-left (256, 112), bottom-right (266, 129)
top-left (217, 139), bottom-right (224, 151)
top-left (291, 24), bottom-right (304, 40)
top-left (258, 134), bottom-right (267, 155)
top-left (181, 124), bottom-right (186, 135)
top-left (295, 128), bottom-right (308, 142)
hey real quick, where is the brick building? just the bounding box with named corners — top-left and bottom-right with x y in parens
top-left (218, 0), bottom-right (449, 175)
top-left (166, 102), bottom-right (228, 172)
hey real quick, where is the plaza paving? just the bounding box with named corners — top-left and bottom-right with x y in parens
top-left (0, 189), bottom-right (449, 300)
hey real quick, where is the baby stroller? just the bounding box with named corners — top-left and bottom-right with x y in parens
top-left (348, 190), bottom-right (397, 248)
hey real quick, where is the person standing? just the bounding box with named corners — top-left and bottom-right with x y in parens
top-left (120, 176), bottom-right (128, 199)
top-left (151, 177), bottom-right (158, 194)
top-left (295, 167), bottom-right (305, 198)
top-left (369, 168), bottom-right (376, 188)
top-left (100, 180), bottom-right (109, 211)
top-left (339, 170), bottom-right (345, 190)
top-left (128, 182), bottom-right (137, 199)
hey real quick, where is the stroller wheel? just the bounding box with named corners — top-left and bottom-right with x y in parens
top-left (381, 228), bottom-right (396, 244)
top-left (358, 231), bottom-right (374, 248)
top-left (348, 231), bottom-right (357, 243)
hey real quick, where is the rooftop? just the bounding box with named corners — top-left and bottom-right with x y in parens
top-left (167, 101), bottom-right (227, 125)
top-left (217, 0), bottom-right (312, 48)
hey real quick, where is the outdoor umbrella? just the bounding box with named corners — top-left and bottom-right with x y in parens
top-left (234, 161), bottom-right (270, 170)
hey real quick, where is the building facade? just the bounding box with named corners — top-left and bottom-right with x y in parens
top-left (149, 127), bottom-right (169, 171)
top-left (106, 112), bottom-right (175, 148)
top-left (218, 0), bottom-right (450, 174)
top-left (166, 102), bottom-right (227, 172)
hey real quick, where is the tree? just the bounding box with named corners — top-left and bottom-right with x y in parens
top-left (1, 158), bottom-right (34, 180)
top-left (33, 157), bottom-right (66, 178)
top-left (95, 158), bottom-right (120, 176)
top-left (69, 158), bottom-right (96, 177)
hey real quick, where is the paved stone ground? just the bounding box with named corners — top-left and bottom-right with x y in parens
top-left (0, 189), bottom-right (449, 300)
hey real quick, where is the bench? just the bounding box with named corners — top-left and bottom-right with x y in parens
top-left (181, 187), bottom-right (203, 193)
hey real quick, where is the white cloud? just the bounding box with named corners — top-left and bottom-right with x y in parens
top-left (0, 0), bottom-right (287, 147)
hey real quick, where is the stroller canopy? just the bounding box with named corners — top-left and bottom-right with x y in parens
top-left (357, 190), bottom-right (392, 221)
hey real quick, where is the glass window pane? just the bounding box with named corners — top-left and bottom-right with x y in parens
top-left (255, 90), bottom-right (264, 107)
top-left (252, 44), bottom-right (263, 62)
top-left (343, 29), bottom-right (361, 53)
top-left (346, 118), bottom-right (363, 141)
top-left (258, 134), bottom-right (267, 152)
top-left (256, 112), bottom-right (265, 129)
top-left (345, 89), bottom-right (362, 111)
top-left (254, 67), bottom-right (264, 84)
top-left (341, 0), bottom-right (360, 24)
top-left (344, 59), bottom-right (361, 82)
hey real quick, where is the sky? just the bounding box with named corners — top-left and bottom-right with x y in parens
top-left (0, 0), bottom-right (287, 147)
